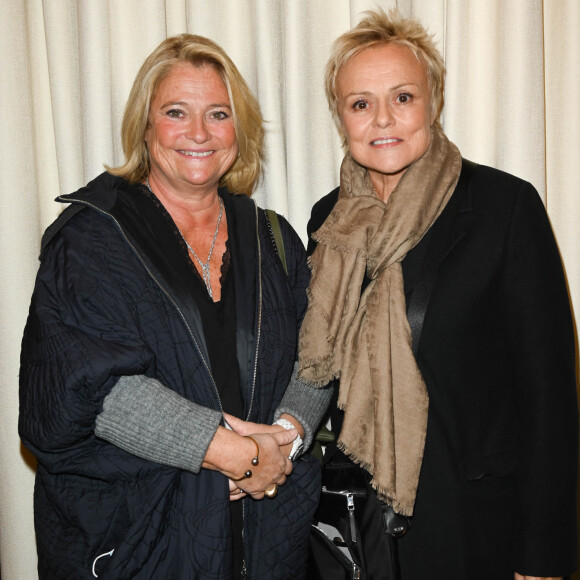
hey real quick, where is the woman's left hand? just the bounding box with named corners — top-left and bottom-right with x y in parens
top-left (514, 574), bottom-right (562, 580)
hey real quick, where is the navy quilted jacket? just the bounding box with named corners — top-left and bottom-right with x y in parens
top-left (19, 172), bottom-right (320, 579)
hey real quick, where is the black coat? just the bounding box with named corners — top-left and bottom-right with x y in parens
top-left (308, 162), bottom-right (578, 579)
top-left (19, 173), bottom-right (320, 579)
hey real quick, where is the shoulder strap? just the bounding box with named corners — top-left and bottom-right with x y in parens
top-left (264, 208), bottom-right (288, 275)
top-left (407, 159), bottom-right (477, 356)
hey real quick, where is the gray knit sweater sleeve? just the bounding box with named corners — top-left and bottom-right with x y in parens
top-left (95, 375), bottom-right (222, 473)
top-left (273, 362), bottom-right (333, 453)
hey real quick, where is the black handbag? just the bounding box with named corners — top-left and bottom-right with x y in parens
top-left (309, 486), bottom-right (366, 579)
top-left (308, 442), bottom-right (408, 580)
top-left (307, 451), bottom-right (368, 580)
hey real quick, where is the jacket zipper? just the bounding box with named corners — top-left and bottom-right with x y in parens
top-left (243, 201), bottom-right (262, 422)
top-left (240, 202), bottom-right (262, 578)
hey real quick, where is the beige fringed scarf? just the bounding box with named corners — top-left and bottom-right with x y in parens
top-left (299, 127), bottom-right (462, 516)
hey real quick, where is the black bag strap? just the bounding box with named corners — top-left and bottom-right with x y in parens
top-left (264, 208), bottom-right (288, 275)
top-left (407, 159), bottom-right (477, 356)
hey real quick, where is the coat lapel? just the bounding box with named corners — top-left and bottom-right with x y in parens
top-left (405, 160), bottom-right (476, 353)
top-left (439, 180), bottom-right (473, 264)
top-left (221, 191), bottom-right (259, 413)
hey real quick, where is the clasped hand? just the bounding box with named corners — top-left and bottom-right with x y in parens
top-left (224, 413), bottom-right (297, 501)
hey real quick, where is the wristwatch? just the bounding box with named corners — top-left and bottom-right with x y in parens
top-left (274, 418), bottom-right (304, 460)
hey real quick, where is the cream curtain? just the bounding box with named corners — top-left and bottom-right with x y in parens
top-left (1, 1), bottom-right (578, 578)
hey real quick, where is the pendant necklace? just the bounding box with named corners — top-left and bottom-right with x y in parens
top-left (146, 178), bottom-right (223, 299)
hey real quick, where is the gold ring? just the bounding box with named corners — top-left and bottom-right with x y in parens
top-left (264, 484), bottom-right (278, 498)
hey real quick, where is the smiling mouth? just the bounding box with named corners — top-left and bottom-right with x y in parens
top-left (371, 138), bottom-right (401, 146)
top-left (179, 150), bottom-right (214, 158)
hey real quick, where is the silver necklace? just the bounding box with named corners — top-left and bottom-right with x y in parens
top-left (146, 178), bottom-right (223, 299)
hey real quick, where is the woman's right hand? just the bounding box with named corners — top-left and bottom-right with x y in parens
top-left (202, 425), bottom-right (296, 499)
top-left (234, 430), bottom-right (296, 498)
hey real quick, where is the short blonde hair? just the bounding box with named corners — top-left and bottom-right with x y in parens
top-left (325, 9), bottom-right (445, 143)
top-left (107, 34), bottom-right (264, 195)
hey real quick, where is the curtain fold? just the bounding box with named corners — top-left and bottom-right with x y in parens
top-left (1, 1), bottom-right (578, 578)
top-left (545, 0), bottom-right (580, 341)
top-left (0, 4), bottom-right (42, 580)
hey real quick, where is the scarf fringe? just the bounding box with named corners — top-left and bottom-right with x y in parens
top-left (299, 282), bottom-right (343, 385)
top-left (370, 479), bottom-right (415, 517)
top-left (336, 439), bottom-right (415, 517)
top-left (336, 439), bottom-right (374, 475)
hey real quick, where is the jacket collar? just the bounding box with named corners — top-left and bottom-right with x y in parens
top-left (440, 165), bottom-right (474, 264)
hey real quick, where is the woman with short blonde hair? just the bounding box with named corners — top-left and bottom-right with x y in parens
top-left (303, 9), bottom-right (578, 580)
top-left (324, 9), bottom-right (445, 144)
